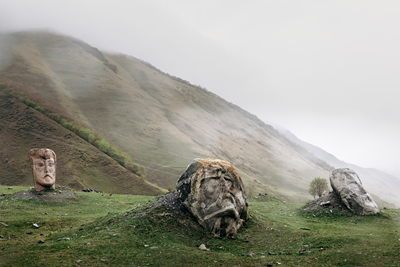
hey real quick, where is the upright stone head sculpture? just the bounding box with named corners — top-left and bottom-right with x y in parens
top-left (29, 148), bottom-right (56, 192)
top-left (330, 168), bottom-right (379, 215)
top-left (176, 158), bottom-right (248, 237)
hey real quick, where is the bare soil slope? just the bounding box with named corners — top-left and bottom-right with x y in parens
top-left (0, 89), bottom-right (163, 195)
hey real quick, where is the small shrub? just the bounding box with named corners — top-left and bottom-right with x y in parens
top-left (309, 177), bottom-right (329, 199)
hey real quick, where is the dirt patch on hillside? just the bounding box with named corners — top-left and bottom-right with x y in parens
top-left (301, 192), bottom-right (354, 216)
top-left (5, 186), bottom-right (77, 202)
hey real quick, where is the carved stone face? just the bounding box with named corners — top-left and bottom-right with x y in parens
top-left (29, 148), bottom-right (56, 191)
top-left (176, 159), bottom-right (248, 237)
top-left (330, 168), bottom-right (379, 215)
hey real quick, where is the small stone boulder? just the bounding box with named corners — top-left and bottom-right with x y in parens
top-left (176, 158), bottom-right (249, 237)
top-left (330, 168), bottom-right (379, 215)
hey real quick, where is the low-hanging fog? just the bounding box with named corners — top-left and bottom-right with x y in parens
top-left (1, 0), bottom-right (400, 178)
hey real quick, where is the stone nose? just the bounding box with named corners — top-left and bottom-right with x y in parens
top-left (44, 162), bottom-right (50, 173)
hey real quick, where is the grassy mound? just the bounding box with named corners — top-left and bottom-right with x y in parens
top-left (1, 186), bottom-right (399, 266)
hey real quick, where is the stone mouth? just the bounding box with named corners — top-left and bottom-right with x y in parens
top-left (41, 175), bottom-right (54, 181)
top-left (203, 204), bottom-right (239, 221)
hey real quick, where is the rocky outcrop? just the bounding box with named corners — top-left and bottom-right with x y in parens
top-left (330, 168), bottom-right (379, 215)
top-left (176, 159), bottom-right (248, 237)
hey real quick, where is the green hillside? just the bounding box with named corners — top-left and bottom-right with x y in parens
top-left (0, 84), bottom-right (163, 196)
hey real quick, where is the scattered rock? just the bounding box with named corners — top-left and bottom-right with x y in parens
top-left (38, 240), bottom-right (45, 244)
top-left (299, 249), bottom-right (311, 254)
top-left (300, 227), bottom-right (310, 230)
top-left (320, 201), bottom-right (331, 206)
top-left (0, 222), bottom-right (8, 227)
top-left (57, 237), bottom-right (70, 241)
top-left (82, 188), bottom-right (102, 193)
top-left (198, 244), bottom-right (209, 251)
top-left (33, 223), bottom-right (39, 228)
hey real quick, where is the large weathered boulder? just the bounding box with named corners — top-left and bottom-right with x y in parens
top-left (176, 158), bottom-right (249, 237)
top-left (330, 168), bottom-right (379, 215)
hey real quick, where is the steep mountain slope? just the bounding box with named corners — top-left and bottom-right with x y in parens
top-left (0, 31), bottom-right (342, 201)
top-left (0, 87), bottom-right (163, 195)
top-left (278, 128), bottom-right (400, 207)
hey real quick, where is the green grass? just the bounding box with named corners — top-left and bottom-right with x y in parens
top-left (1, 186), bottom-right (399, 266)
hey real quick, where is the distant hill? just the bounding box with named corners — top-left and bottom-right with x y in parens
top-left (0, 30), bottom-right (397, 205)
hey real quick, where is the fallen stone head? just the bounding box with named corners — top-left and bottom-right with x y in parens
top-left (29, 148), bottom-right (56, 192)
top-left (330, 168), bottom-right (379, 215)
top-left (176, 158), bottom-right (249, 237)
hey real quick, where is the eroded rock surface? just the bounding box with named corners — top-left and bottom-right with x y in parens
top-left (176, 158), bottom-right (248, 237)
top-left (330, 168), bottom-right (379, 215)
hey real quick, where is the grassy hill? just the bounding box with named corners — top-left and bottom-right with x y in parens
top-left (1, 186), bottom-right (399, 266)
top-left (0, 85), bottom-right (163, 196)
top-left (0, 30), bottom-right (334, 201)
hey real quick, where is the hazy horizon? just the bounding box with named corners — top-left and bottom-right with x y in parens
top-left (1, 0), bottom-right (399, 178)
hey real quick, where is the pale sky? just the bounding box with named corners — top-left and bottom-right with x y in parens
top-left (1, 0), bottom-right (399, 177)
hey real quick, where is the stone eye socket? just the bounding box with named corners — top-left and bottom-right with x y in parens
top-left (223, 176), bottom-right (233, 187)
top-left (37, 162), bottom-right (44, 167)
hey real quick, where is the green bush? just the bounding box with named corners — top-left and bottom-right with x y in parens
top-left (78, 127), bottom-right (95, 144)
top-left (94, 138), bottom-right (111, 152)
top-left (309, 177), bottom-right (329, 199)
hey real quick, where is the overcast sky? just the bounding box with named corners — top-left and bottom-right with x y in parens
top-left (1, 0), bottom-right (400, 177)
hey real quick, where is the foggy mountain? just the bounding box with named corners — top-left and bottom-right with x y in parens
top-left (0, 31), bottom-right (398, 205)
